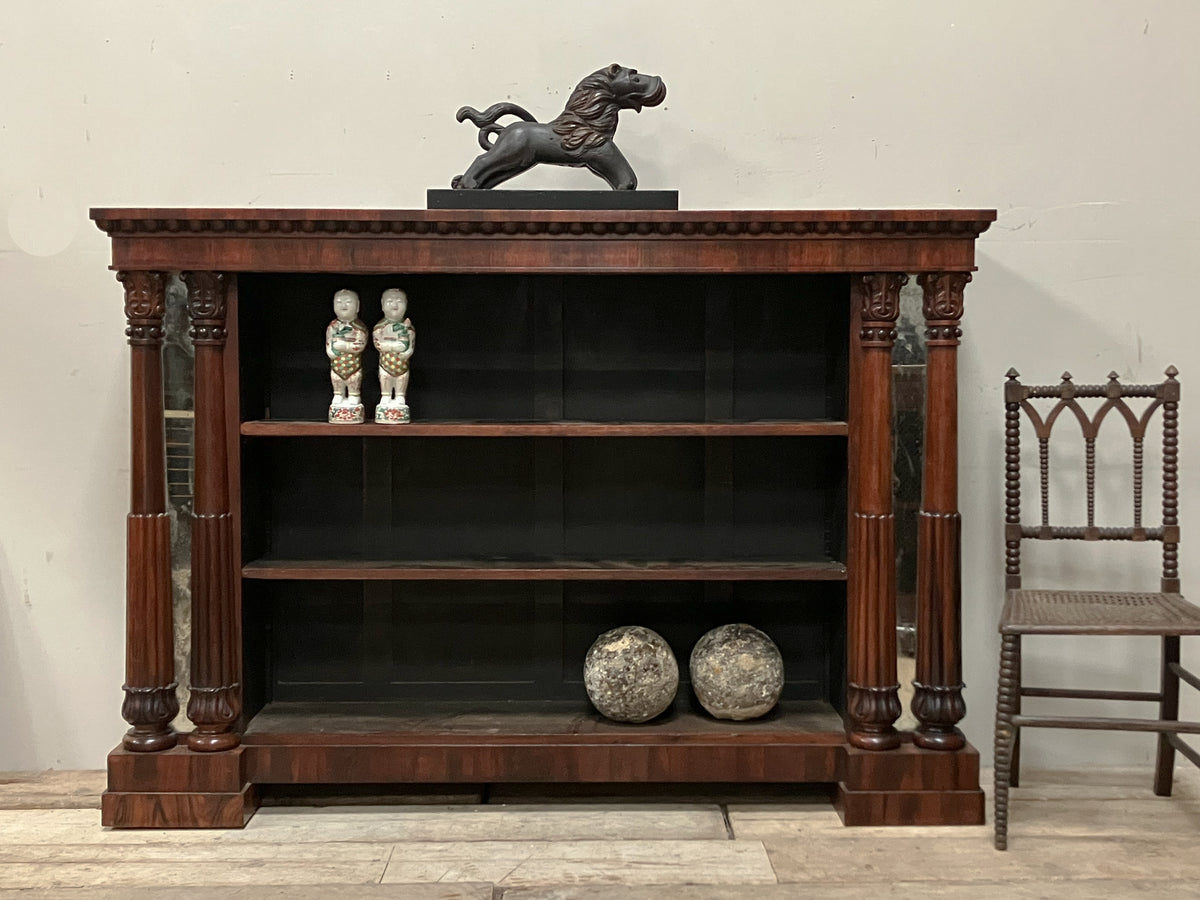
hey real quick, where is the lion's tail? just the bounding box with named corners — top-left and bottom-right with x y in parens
top-left (456, 102), bottom-right (538, 151)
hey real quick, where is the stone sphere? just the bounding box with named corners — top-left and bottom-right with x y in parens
top-left (690, 624), bottom-right (784, 720)
top-left (584, 626), bottom-right (679, 723)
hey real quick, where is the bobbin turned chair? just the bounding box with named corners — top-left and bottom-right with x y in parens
top-left (994, 366), bottom-right (1200, 850)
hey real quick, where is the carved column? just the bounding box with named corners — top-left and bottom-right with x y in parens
top-left (120, 271), bottom-right (179, 751)
top-left (912, 272), bottom-right (971, 750)
top-left (847, 273), bottom-right (904, 750)
top-left (184, 272), bottom-right (240, 751)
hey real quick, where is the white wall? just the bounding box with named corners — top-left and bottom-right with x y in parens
top-left (1, 0), bottom-right (1197, 770)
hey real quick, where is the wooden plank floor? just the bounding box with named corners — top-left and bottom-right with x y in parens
top-left (1, 767), bottom-right (1198, 897)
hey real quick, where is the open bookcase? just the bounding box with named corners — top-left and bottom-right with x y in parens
top-left (95, 207), bottom-right (994, 827)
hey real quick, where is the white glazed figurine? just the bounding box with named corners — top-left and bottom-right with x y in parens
top-left (372, 288), bottom-right (415, 423)
top-left (325, 289), bottom-right (369, 423)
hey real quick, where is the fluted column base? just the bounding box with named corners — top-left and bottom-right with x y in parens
top-left (847, 683), bottom-right (903, 750)
top-left (913, 681), bottom-right (967, 750)
top-left (187, 683), bottom-right (241, 751)
top-left (121, 684), bottom-right (179, 752)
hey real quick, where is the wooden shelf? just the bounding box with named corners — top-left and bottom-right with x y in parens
top-left (244, 699), bottom-right (845, 740)
top-left (239, 699), bottom-right (847, 784)
top-left (242, 558), bottom-right (849, 581)
top-left (241, 420), bottom-right (849, 438)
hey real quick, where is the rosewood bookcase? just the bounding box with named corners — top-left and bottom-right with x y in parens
top-left (94, 207), bottom-right (995, 828)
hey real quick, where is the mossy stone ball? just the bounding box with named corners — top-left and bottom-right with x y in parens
top-left (690, 623), bottom-right (784, 720)
top-left (584, 625), bottom-right (679, 723)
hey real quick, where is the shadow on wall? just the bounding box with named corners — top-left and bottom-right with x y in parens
top-left (452, 115), bottom-right (826, 205)
top-left (68, 354), bottom-right (138, 767)
top-left (633, 118), bottom-right (828, 205)
top-left (0, 543), bottom-right (38, 768)
top-left (960, 249), bottom-right (1180, 766)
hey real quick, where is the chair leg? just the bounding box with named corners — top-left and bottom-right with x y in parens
top-left (1154, 635), bottom-right (1181, 796)
top-left (1011, 689), bottom-right (1022, 789)
top-left (994, 633), bottom-right (1021, 850)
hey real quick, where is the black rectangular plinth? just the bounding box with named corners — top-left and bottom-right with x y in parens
top-left (428, 189), bottom-right (679, 210)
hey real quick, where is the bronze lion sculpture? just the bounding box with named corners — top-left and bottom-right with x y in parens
top-left (451, 64), bottom-right (666, 191)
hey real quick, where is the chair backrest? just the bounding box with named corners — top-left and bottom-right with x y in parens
top-left (1004, 367), bottom-right (1180, 592)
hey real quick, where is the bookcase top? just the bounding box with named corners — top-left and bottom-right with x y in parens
top-left (92, 207), bottom-right (995, 237)
top-left (91, 208), bottom-right (995, 274)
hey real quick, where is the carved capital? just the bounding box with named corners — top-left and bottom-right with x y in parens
top-left (860, 273), bottom-right (907, 322)
top-left (119, 271), bottom-right (166, 345)
top-left (183, 272), bottom-right (228, 345)
top-left (121, 682), bottom-right (179, 752)
top-left (918, 272), bottom-right (971, 346)
top-left (119, 270), bottom-right (166, 320)
top-left (918, 272), bottom-right (969, 320)
top-left (857, 273), bottom-right (906, 347)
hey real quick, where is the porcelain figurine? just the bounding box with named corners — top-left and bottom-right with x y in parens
top-left (373, 288), bottom-right (415, 423)
top-left (325, 289), bottom-right (368, 423)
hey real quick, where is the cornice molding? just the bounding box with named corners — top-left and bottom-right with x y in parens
top-left (92, 209), bottom-right (997, 240)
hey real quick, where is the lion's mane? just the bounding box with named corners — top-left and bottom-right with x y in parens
top-left (549, 70), bottom-right (624, 154)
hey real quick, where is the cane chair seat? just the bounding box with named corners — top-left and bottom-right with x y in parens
top-left (1002, 589), bottom-right (1200, 635)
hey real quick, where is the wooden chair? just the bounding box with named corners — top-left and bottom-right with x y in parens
top-left (994, 366), bottom-right (1200, 850)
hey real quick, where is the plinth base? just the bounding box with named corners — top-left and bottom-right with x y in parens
top-left (837, 739), bottom-right (984, 826)
top-left (103, 744), bottom-right (257, 828)
top-left (102, 785), bottom-right (257, 829)
top-left (836, 785), bottom-right (985, 826)
top-left (101, 729), bottom-right (984, 829)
